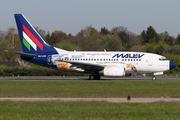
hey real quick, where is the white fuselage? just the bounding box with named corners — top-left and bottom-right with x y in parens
top-left (52, 50), bottom-right (169, 74)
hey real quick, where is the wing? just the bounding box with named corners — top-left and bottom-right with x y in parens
top-left (56, 60), bottom-right (105, 73)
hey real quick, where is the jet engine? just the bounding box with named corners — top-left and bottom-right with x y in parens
top-left (102, 66), bottom-right (125, 77)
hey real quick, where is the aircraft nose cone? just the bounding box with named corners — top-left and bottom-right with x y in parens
top-left (170, 61), bottom-right (176, 70)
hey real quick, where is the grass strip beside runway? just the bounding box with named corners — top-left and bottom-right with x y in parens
top-left (0, 80), bottom-right (180, 97)
top-left (0, 101), bottom-right (180, 120)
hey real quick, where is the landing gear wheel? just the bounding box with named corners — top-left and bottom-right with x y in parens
top-left (89, 75), bottom-right (94, 80)
top-left (89, 74), bottom-right (101, 80)
top-left (152, 76), bottom-right (156, 80)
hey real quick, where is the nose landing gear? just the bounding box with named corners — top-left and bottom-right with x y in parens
top-left (152, 75), bottom-right (156, 80)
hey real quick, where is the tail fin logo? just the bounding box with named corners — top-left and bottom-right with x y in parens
top-left (22, 25), bottom-right (43, 51)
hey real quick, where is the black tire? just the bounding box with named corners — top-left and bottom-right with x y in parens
top-left (152, 76), bottom-right (156, 80)
top-left (89, 75), bottom-right (94, 80)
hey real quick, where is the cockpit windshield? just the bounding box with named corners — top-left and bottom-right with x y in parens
top-left (159, 57), bottom-right (168, 61)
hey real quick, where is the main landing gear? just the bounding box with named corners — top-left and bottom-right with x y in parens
top-left (89, 74), bottom-right (101, 80)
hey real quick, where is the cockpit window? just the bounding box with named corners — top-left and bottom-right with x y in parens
top-left (159, 57), bottom-right (168, 61)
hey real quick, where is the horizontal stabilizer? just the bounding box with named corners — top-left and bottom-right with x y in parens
top-left (5, 50), bottom-right (36, 57)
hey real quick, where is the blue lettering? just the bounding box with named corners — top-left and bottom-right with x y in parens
top-left (134, 54), bottom-right (138, 58)
top-left (123, 54), bottom-right (128, 58)
top-left (139, 54), bottom-right (145, 58)
top-left (112, 53), bottom-right (145, 58)
top-left (112, 54), bottom-right (123, 58)
top-left (129, 54), bottom-right (134, 58)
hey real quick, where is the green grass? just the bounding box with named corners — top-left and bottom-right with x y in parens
top-left (0, 80), bottom-right (180, 97)
top-left (0, 101), bottom-right (180, 120)
top-left (1, 80), bottom-right (180, 120)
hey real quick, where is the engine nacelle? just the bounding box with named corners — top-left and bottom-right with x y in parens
top-left (103, 66), bottom-right (125, 77)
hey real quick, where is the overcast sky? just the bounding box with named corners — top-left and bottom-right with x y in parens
top-left (0, 0), bottom-right (180, 37)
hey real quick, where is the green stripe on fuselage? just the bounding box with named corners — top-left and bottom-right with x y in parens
top-left (23, 38), bottom-right (30, 51)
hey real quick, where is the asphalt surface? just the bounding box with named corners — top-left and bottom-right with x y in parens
top-left (0, 76), bottom-right (180, 80)
top-left (0, 76), bottom-right (180, 103)
top-left (0, 97), bottom-right (180, 103)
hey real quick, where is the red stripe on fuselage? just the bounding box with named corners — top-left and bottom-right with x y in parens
top-left (23, 25), bottom-right (43, 51)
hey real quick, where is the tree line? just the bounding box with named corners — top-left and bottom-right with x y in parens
top-left (0, 25), bottom-right (180, 74)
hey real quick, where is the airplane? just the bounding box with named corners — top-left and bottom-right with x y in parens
top-left (8, 14), bottom-right (176, 80)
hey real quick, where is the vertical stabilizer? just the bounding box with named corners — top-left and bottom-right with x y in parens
top-left (14, 14), bottom-right (59, 54)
